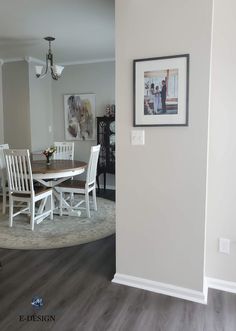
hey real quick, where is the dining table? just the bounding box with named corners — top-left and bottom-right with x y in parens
top-left (31, 159), bottom-right (87, 216)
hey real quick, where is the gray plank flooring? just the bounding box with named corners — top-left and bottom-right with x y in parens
top-left (0, 235), bottom-right (236, 331)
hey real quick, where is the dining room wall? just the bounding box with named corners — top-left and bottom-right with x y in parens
top-left (2, 61), bottom-right (31, 149)
top-left (28, 62), bottom-right (54, 151)
top-left (0, 64), bottom-right (4, 143)
top-left (114, 0), bottom-right (213, 301)
top-left (51, 60), bottom-right (115, 186)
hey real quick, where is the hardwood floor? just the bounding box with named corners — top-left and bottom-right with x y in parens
top-left (0, 235), bottom-right (236, 331)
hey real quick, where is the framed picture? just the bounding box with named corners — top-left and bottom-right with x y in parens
top-left (134, 54), bottom-right (189, 126)
top-left (64, 93), bottom-right (96, 140)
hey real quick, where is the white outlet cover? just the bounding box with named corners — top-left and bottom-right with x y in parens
top-left (131, 130), bottom-right (145, 145)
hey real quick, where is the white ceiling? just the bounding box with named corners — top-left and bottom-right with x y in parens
top-left (0, 0), bottom-right (115, 63)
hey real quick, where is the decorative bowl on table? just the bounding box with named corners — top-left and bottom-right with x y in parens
top-left (43, 146), bottom-right (56, 165)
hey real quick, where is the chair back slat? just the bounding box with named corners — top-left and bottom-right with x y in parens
top-left (18, 156), bottom-right (24, 190)
top-left (11, 156), bottom-right (18, 190)
top-left (0, 144), bottom-right (9, 172)
top-left (86, 145), bottom-right (100, 186)
top-left (53, 142), bottom-right (74, 160)
top-left (0, 144), bottom-right (9, 188)
top-left (15, 157), bottom-right (19, 188)
top-left (22, 156), bottom-right (30, 191)
top-left (4, 149), bottom-right (33, 194)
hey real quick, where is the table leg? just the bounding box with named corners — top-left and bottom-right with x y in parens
top-left (53, 188), bottom-right (81, 216)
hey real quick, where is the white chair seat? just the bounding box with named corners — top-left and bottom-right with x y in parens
top-left (57, 179), bottom-right (86, 189)
top-left (12, 186), bottom-right (52, 198)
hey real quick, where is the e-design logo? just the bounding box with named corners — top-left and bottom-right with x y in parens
top-left (18, 296), bottom-right (56, 322)
top-left (31, 296), bottom-right (43, 309)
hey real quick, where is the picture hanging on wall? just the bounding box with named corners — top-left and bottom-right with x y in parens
top-left (134, 54), bottom-right (189, 126)
top-left (64, 93), bottom-right (96, 140)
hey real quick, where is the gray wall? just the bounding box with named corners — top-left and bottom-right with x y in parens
top-left (115, 0), bottom-right (212, 292)
top-left (1, 60), bottom-right (115, 183)
top-left (0, 64), bottom-right (4, 143)
top-left (2, 61), bottom-right (31, 149)
top-left (51, 61), bottom-right (115, 184)
top-left (28, 62), bottom-right (53, 151)
top-left (206, 0), bottom-right (236, 281)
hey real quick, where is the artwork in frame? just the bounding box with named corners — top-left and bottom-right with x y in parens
top-left (134, 54), bottom-right (189, 126)
top-left (64, 93), bottom-right (96, 140)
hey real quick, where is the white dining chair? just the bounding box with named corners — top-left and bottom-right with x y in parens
top-left (0, 144), bottom-right (9, 214)
top-left (53, 142), bottom-right (74, 160)
top-left (4, 149), bottom-right (53, 230)
top-left (56, 145), bottom-right (100, 218)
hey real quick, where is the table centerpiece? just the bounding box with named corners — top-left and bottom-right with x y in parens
top-left (43, 146), bottom-right (56, 165)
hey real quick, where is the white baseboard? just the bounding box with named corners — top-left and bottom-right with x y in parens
top-left (207, 277), bottom-right (236, 294)
top-left (112, 273), bottom-right (207, 304)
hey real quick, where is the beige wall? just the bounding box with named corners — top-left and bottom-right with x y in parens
top-left (2, 61), bottom-right (31, 149)
top-left (2, 61), bottom-right (53, 151)
top-left (116, 0), bottom-right (213, 292)
top-left (28, 62), bottom-right (53, 151)
top-left (206, 0), bottom-right (236, 281)
top-left (0, 64), bottom-right (4, 143)
top-left (51, 61), bottom-right (115, 184)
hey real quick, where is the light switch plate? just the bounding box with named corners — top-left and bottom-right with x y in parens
top-left (219, 238), bottom-right (230, 254)
top-left (131, 130), bottom-right (145, 145)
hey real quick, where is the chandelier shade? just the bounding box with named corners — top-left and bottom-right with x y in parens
top-left (35, 37), bottom-right (64, 80)
top-left (35, 65), bottom-right (43, 76)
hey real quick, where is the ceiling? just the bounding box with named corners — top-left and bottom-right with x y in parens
top-left (0, 0), bottom-right (115, 64)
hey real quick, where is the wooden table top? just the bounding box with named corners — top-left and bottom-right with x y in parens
top-left (32, 160), bottom-right (87, 174)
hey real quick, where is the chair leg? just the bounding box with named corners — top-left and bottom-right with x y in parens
top-left (30, 201), bottom-right (35, 231)
top-left (85, 191), bottom-right (90, 218)
top-left (50, 194), bottom-right (53, 220)
top-left (9, 196), bottom-right (13, 227)
top-left (93, 188), bottom-right (97, 211)
top-left (96, 175), bottom-right (100, 192)
top-left (59, 192), bottom-right (63, 216)
top-left (27, 202), bottom-right (30, 222)
top-left (70, 193), bottom-right (74, 206)
top-left (2, 186), bottom-right (6, 214)
top-left (104, 171), bottom-right (106, 191)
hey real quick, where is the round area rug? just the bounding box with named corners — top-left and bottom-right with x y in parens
top-left (0, 198), bottom-right (115, 250)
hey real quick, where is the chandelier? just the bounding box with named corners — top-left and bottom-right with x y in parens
top-left (35, 37), bottom-right (64, 80)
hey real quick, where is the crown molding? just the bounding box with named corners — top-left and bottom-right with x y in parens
top-left (1, 56), bottom-right (115, 66)
top-left (25, 56), bottom-right (45, 65)
top-left (3, 57), bottom-right (25, 64)
top-left (59, 58), bottom-right (115, 66)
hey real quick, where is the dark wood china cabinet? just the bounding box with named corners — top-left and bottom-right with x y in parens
top-left (96, 116), bottom-right (115, 190)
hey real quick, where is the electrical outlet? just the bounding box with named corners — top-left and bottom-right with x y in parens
top-left (219, 238), bottom-right (230, 254)
top-left (131, 130), bottom-right (145, 145)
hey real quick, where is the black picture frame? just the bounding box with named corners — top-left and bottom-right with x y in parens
top-left (133, 54), bottom-right (189, 127)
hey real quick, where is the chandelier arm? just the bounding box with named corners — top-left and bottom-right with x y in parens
top-left (36, 54), bottom-right (49, 79)
top-left (51, 67), bottom-right (59, 80)
top-left (43, 53), bottom-right (49, 75)
top-left (37, 73), bottom-right (47, 79)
